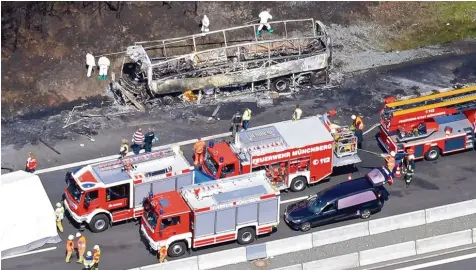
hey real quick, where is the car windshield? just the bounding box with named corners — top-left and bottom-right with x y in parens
top-left (143, 200), bottom-right (158, 229)
top-left (307, 193), bottom-right (324, 213)
top-left (67, 179), bottom-right (83, 203)
top-left (204, 152), bottom-right (219, 176)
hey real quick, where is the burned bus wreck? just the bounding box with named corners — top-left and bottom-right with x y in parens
top-left (115, 18), bottom-right (332, 106)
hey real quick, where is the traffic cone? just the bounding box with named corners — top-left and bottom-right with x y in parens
top-left (348, 174), bottom-right (352, 181)
top-left (395, 166), bottom-right (401, 178)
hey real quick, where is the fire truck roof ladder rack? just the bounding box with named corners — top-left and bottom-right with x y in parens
top-left (386, 86), bottom-right (476, 115)
top-left (97, 148), bottom-right (176, 171)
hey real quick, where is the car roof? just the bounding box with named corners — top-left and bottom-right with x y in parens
top-left (319, 177), bottom-right (374, 202)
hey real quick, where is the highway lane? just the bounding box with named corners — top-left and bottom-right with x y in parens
top-left (3, 54), bottom-right (476, 270)
top-left (3, 130), bottom-right (476, 270)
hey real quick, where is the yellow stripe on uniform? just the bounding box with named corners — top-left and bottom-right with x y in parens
top-left (386, 86), bottom-right (476, 108)
top-left (393, 94), bottom-right (476, 116)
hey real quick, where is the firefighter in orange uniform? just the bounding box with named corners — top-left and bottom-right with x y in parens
top-left (350, 115), bottom-right (365, 149)
top-left (25, 152), bottom-right (37, 173)
top-left (158, 246), bottom-right (167, 263)
top-left (76, 232), bottom-right (87, 264)
top-left (193, 138), bottom-right (206, 167)
top-left (65, 235), bottom-right (75, 263)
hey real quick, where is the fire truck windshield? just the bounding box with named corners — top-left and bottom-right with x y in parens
top-left (143, 200), bottom-right (158, 229)
top-left (204, 152), bottom-right (219, 175)
top-left (67, 180), bottom-right (82, 203)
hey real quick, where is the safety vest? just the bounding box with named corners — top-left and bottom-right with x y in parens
top-left (242, 109), bottom-right (252, 121)
top-left (66, 240), bottom-right (74, 252)
top-left (120, 143), bottom-right (129, 153)
top-left (385, 156), bottom-right (396, 171)
top-left (352, 117), bottom-right (364, 131)
top-left (292, 108), bottom-right (302, 120)
top-left (55, 207), bottom-right (64, 220)
top-left (77, 236), bottom-right (86, 250)
top-left (194, 141), bottom-right (206, 154)
top-left (93, 249), bottom-right (101, 263)
top-left (26, 157), bottom-right (37, 170)
top-left (159, 246), bottom-right (167, 257)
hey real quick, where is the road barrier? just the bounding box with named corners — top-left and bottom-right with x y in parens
top-left (302, 253), bottom-right (359, 270)
top-left (130, 199), bottom-right (476, 270)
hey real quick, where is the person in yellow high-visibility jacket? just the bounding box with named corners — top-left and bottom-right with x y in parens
top-left (76, 232), bottom-right (87, 264)
top-left (350, 115), bottom-right (364, 149)
top-left (158, 246), bottom-right (167, 263)
top-left (242, 108), bottom-right (252, 130)
top-left (92, 245), bottom-right (101, 270)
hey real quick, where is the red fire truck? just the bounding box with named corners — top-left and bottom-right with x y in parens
top-left (201, 114), bottom-right (362, 192)
top-left (63, 147), bottom-right (202, 232)
top-left (378, 86), bottom-right (476, 160)
top-left (140, 170), bottom-right (280, 257)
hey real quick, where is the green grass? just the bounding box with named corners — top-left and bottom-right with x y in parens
top-left (388, 2), bottom-right (476, 50)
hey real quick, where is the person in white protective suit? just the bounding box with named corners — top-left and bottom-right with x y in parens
top-left (201, 15), bottom-right (210, 33)
top-left (257, 8), bottom-right (274, 37)
top-left (86, 53), bottom-right (96, 78)
top-left (97, 56), bottom-right (110, 81)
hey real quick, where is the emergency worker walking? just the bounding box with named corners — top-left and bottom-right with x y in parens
top-left (76, 232), bottom-right (87, 264)
top-left (231, 111), bottom-right (242, 140)
top-left (65, 235), bottom-right (75, 263)
top-left (158, 246), bottom-right (167, 263)
top-left (403, 149), bottom-right (416, 188)
top-left (55, 202), bottom-right (65, 233)
top-left (201, 15), bottom-right (210, 33)
top-left (25, 152), bottom-right (37, 173)
top-left (193, 138), bottom-right (206, 167)
top-left (242, 108), bottom-right (252, 130)
top-left (86, 53), bottom-right (96, 78)
top-left (83, 251), bottom-right (94, 269)
top-left (131, 128), bottom-right (145, 155)
top-left (92, 245), bottom-right (101, 270)
top-left (97, 56), bottom-right (110, 80)
top-left (350, 114), bottom-right (364, 149)
top-left (292, 104), bottom-right (302, 121)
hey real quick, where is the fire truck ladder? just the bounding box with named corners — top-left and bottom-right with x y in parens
top-left (384, 86), bottom-right (476, 118)
top-left (96, 148), bottom-right (176, 172)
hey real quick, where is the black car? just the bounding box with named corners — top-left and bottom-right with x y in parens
top-left (284, 168), bottom-right (390, 232)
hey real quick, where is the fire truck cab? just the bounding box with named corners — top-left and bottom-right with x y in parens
top-left (63, 147), bottom-right (199, 232)
top-left (378, 86), bottom-right (476, 160)
top-left (202, 115), bottom-right (361, 192)
top-left (140, 170), bottom-right (280, 257)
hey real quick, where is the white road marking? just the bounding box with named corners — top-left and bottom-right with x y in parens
top-left (34, 117), bottom-right (321, 175)
top-left (1, 246), bottom-right (57, 260)
top-left (281, 196), bottom-right (309, 205)
top-left (394, 251), bottom-right (476, 270)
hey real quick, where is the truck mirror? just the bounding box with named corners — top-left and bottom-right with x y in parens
top-left (84, 196), bottom-right (90, 209)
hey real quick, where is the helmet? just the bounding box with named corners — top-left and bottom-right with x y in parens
top-left (56, 202), bottom-right (62, 208)
top-left (390, 151), bottom-right (396, 157)
top-left (94, 245), bottom-right (99, 250)
top-left (87, 251), bottom-right (92, 256)
top-left (68, 235), bottom-right (74, 240)
top-left (406, 148), bottom-right (414, 154)
top-left (351, 115), bottom-right (356, 120)
top-left (76, 232), bottom-right (81, 238)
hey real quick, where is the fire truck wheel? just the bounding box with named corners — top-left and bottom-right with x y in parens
top-left (89, 214), bottom-right (110, 233)
top-left (290, 176), bottom-right (307, 192)
top-left (424, 147), bottom-right (440, 161)
top-left (299, 222), bottom-right (311, 232)
top-left (237, 227), bottom-right (256, 245)
top-left (271, 78), bottom-right (290, 92)
top-left (168, 241), bottom-right (186, 257)
top-left (360, 209), bottom-right (372, 219)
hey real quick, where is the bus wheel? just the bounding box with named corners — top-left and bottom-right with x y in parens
top-left (271, 78), bottom-right (290, 92)
top-left (290, 176), bottom-right (307, 192)
top-left (89, 214), bottom-right (110, 233)
top-left (168, 241), bottom-right (187, 257)
top-left (163, 96), bottom-right (174, 105)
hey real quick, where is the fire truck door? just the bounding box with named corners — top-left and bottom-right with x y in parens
top-left (159, 216), bottom-right (181, 239)
top-left (105, 183), bottom-right (129, 211)
top-left (309, 151), bottom-right (333, 183)
top-left (84, 190), bottom-right (100, 210)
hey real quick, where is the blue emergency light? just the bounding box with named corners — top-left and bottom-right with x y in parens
top-left (159, 209), bottom-right (164, 215)
top-left (219, 157), bottom-right (224, 163)
top-left (209, 141), bottom-right (215, 148)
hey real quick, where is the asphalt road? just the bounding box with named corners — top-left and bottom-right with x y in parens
top-left (3, 54), bottom-right (476, 270)
top-left (422, 258), bottom-right (476, 270)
